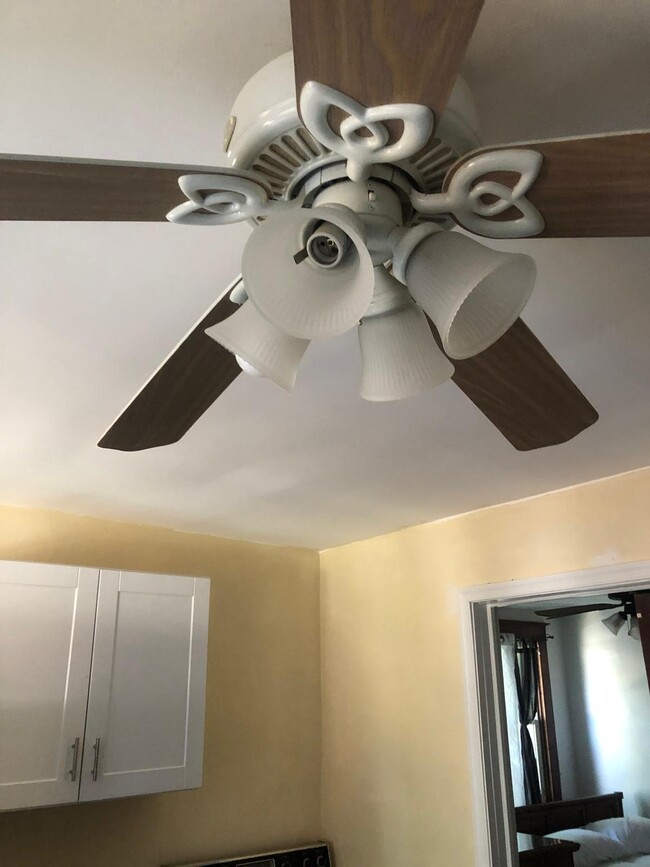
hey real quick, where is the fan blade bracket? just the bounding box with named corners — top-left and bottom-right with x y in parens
top-left (410, 148), bottom-right (546, 238)
top-left (299, 81), bottom-right (434, 182)
top-left (444, 131), bottom-right (650, 238)
top-left (166, 168), bottom-right (283, 225)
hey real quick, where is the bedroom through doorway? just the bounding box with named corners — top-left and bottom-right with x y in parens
top-left (459, 560), bottom-right (650, 867)
top-left (497, 590), bottom-right (650, 816)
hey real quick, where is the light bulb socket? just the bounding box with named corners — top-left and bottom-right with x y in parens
top-left (305, 221), bottom-right (350, 269)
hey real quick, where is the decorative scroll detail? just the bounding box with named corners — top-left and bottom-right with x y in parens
top-left (166, 168), bottom-right (292, 225)
top-left (300, 81), bottom-right (434, 184)
top-left (409, 149), bottom-right (545, 238)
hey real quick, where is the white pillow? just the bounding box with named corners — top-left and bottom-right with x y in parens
top-left (587, 816), bottom-right (650, 856)
top-left (547, 828), bottom-right (628, 867)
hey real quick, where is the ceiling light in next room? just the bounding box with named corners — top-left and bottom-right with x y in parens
top-left (602, 611), bottom-right (627, 636)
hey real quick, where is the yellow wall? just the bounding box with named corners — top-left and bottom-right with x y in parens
top-left (4, 467), bottom-right (650, 867)
top-left (319, 467), bottom-right (650, 867)
top-left (0, 505), bottom-right (321, 867)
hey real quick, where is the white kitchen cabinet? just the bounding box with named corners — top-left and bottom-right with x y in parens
top-left (0, 561), bottom-right (209, 811)
top-left (80, 570), bottom-right (209, 800)
top-left (0, 562), bottom-right (99, 810)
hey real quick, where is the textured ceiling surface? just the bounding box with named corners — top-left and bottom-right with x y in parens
top-left (1, 0), bottom-right (650, 549)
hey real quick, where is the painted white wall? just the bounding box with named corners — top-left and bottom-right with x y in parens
top-left (559, 611), bottom-right (650, 817)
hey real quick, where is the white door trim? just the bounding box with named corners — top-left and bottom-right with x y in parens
top-left (457, 559), bottom-right (650, 867)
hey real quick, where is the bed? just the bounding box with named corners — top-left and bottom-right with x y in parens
top-left (516, 792), bottom-right (625, 836)
top-left (516, 793), bottom-right (650, 867)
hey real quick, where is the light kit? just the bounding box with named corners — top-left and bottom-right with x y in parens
top-left (156, 63), bottom-right (548, 405)
top-left (537, 592), bottom-right (647, 646)
top-left (203, 184), bottom-right (536, 400)
top-left (203, 175), bottom-right (539, 400)
top-left (599, 595), bottom-right (643, 641)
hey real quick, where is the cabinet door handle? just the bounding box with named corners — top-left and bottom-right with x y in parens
top-left (68, 737), bottom-right (80, 782)
top-left (91, 737), bottom-right (101, 782)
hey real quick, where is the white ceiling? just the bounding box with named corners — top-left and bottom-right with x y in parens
top-left (1, 0), bottom-right (650, 550)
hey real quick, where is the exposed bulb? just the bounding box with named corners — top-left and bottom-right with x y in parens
top-left (236, 355), bottom-right (262, 378)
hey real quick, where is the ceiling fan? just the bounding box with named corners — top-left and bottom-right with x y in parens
top-left (2, 1), bottom-right (649, 454)
top-left (536, 592), bottom-right (647, 640)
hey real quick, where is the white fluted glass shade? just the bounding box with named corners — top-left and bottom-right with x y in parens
top-left (602, 611), bottom-right (626, 636)
top-left (243, 206), bottom-right (374, 339)
top-left (628, 614), bottom-right (641, 640)
top-left (404, 231), bottom-right (536, 359)
top-left (205, 301), bottom-right (309, 392)
top-left (359, 302), bottom-right (454, 401)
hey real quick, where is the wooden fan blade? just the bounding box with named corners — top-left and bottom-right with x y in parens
top-left (445, 131), bottom-right (650, 237)
top-left (536, 604), bottom-right (620, 620)
top-left (290, 0), bottom-right (483, 127)
top-left (430, 318), bottom-right (599, 451)
top-left (98, 280), bottom-right (243, 451)
top-left (0, 153), bottom-right (218, 221)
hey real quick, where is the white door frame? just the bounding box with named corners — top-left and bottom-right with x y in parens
top-left (458, 559), bottom-right (650, 867)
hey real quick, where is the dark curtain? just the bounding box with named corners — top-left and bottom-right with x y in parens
top-left (514, 638), bottom-right (542, 805)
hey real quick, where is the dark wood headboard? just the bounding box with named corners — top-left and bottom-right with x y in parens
top-left (515, 793), bottom-right (624, 836)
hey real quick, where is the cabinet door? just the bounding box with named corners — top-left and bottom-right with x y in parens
top-left (0, 561), bottom-right (98, 810)
top-left (80, 570), bottom-right (209, 801)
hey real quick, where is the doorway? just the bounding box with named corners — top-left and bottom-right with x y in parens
top-left (458, 560), bottom-right (650, 867)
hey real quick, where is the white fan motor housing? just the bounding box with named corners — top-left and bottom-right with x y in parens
top-left (224, 51), bottom-right (482, 220)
